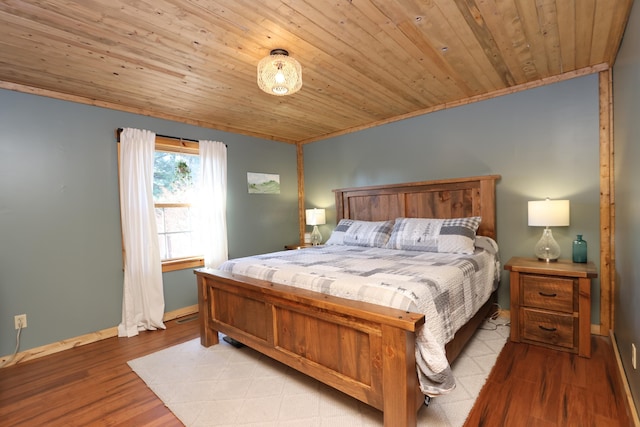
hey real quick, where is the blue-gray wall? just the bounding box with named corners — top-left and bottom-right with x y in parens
top-left (613, 0), bottom-right (640, 414)
top-left (304, 74), bottom-right (601, 320)
top-left (0, 89), bottom-right (298, 357)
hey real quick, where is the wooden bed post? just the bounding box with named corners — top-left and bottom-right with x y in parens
top-left (381, 325), bottom-right (419, 426)
top-left (197, 273), bottom-right (218, 347)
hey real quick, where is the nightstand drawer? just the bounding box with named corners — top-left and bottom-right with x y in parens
top-left (521, 308), bottom-right (575, 349)
top-left (521, 274), bottom-right (574, 313)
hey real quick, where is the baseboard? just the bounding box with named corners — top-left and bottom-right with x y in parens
top-left (497, 308), bottom-right (510, 319)
top-left (591, 323), bottom-right (613, 336)
top-left (0, 304), bottom-right (198, 368)
top-left (610, 330), bottom-right (640, 426)
top-left (163, 304), bottom-right (199, 322)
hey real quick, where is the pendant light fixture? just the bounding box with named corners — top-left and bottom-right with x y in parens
top-left (257, 49), bottom-right (302, 96)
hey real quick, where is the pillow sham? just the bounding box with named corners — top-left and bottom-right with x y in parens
top-left (324, 219), bottom-right (354, 245)
top-left (343, 219), bottom-right (394, 248)
top-left (325, 219), bottom-right (395, 248)
top-left (385, 216), bottom-right (481, 254)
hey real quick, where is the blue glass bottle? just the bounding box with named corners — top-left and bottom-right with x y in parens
top-left (572, 235), bottom-right (587, 263)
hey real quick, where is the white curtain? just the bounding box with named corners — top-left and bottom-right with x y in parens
top-left (118, 128), bottom-right (166, 337)
top-left (198, 140), bottom-right (228, 268)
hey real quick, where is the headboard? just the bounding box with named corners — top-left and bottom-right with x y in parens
top-left (333, 175), bottom-right (501, 240)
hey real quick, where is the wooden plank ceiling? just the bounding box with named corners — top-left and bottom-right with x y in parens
top-left (0, 0), bottom-right (633, 144)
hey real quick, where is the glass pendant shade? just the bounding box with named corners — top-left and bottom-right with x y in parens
top-left (257, 49), bottom-right (302, 96)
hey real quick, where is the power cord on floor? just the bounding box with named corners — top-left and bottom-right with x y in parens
top-left (480, 303), bottom-right (511, 330)
top-left (0, 322), bottom-right (23, 368)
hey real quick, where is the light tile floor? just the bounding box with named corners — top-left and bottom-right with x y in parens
top-left (128, 320), bottom-right (510, 427)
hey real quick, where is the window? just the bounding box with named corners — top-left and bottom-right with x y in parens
top-left (153, 137), bottom-right (204, 272)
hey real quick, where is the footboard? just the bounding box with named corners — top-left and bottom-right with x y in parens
top-left (196, 268), bottom-right (425, 426)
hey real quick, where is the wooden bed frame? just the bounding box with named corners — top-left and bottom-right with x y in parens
top-left (196, 175), bottom-right (500, 426)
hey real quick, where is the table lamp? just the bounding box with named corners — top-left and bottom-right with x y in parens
top-left (305, 208), bottom-right (326, 245)
top-left (528, 198), bottom-right (570, 262)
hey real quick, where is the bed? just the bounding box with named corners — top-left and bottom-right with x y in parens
top-left (195, 174), bottom-right (501, 426)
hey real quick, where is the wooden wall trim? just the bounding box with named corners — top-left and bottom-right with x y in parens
top-left (599, 69), bottom-right (615, 335)
top-left (0, 305), bottom-right (199, 368)
top-left (1, 65), bottom-right (608, 147)
top-left (296, 143), bottom-right (306, 244)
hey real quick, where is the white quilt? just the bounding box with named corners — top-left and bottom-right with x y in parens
top-left (217, 237), bottom-right (500, 396)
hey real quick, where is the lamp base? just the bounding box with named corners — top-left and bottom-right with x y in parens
top-left (310, 225), bottom-right (323, 246)
top-left (534, 227), bottom-right (561, 262)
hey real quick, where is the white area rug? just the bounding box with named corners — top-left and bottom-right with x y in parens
top-left (128, 321), bottom-right (509, 426)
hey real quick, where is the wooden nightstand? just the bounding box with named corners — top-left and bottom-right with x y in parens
top-left (284, 243), bottom-right (313, 250)
top-left (505, 257), bottom-right (597, 358)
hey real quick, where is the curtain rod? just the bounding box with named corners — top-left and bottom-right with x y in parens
top-left (115, 128), bottom-right (226, 146)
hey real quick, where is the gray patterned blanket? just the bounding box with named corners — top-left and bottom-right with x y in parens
top-left (217, 237), bottom-right (500, 396)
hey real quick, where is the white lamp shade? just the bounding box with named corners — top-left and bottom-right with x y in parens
top-left (305, 208), bottom-right (326, 226)
top-left (528, 199), bottom-right (570, 227)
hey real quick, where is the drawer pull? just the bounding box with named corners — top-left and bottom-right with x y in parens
top-left (538, 292), bottom-right (557, 298)
top-left (539, 325), bottom-right (557, 332)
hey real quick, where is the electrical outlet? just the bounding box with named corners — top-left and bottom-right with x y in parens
top-left (14, 314), bottom-right (27, 330)
top-left (633, 343), bottom-right (637, 370)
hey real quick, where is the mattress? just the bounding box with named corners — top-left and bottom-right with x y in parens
top-left (217, 236), bottom-right (500, 395)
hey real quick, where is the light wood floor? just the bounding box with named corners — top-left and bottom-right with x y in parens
top-left (0, 317), bottom-right (633, 426)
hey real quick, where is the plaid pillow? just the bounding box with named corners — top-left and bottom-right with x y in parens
top-left (340, 220), bottom-right (395, 248)
top-left (325, 219), bottom-right (354, 245)
top-left (385, 217), bottom-right (481, 254)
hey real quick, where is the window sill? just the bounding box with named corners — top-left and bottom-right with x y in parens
top-left (162, 257), bottom-right (204, 272)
